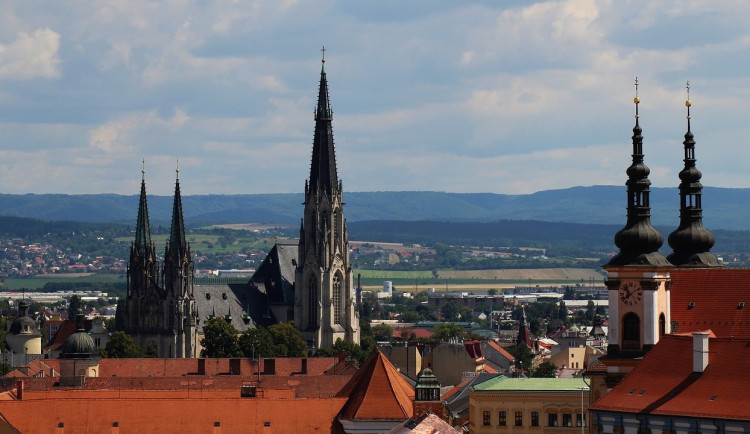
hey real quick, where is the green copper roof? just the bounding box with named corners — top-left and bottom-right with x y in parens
top-left (473, 376), bottom-right (588, 392)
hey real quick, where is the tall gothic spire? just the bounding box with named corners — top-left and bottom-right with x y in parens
top-left (134, 161), bottom-right (152, 254)
top-left (308, 46), bottom-right (338, 194)
top-left (668, 82), bottom-right (721, 267)
top-left (607, 79), bottom-right (670, 267)
top-left (168, 166), bottom-right (187, 256)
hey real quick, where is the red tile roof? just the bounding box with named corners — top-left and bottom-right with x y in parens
top-left (0, 390), bottom-right (348, 433)
top-left (590, 334), bottom-right (750, 420)
top-left (670, 268), bottom-right (750, 338)
top-left (486, 341), bottom-right (515, 362)
top-left (336, 349), bottom-right (414, 420)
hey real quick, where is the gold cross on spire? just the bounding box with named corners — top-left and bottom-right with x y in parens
top-left (176, 158), bottom-right (180, 180)
top-left (321, 45), bottom-right (326, 62)
top-left (141, 158), bottom-right (146, 176)
top-left (686, 80), bottom-right (692, 118)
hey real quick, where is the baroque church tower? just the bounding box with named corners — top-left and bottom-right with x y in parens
top-left (124, 165), bottom-right (197, 357)
top-left (603, 80), bottom-right (672, 375)
top-left (667, 82), bottom-right (722, 268)
top-left (295, 51), bottom-right (359, 348)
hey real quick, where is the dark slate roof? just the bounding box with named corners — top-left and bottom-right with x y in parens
top-left (309, 60), bottom-right (338, 193)
top-left (194, 282), bottom-right (276, 333)
top-left (250, 241), bottom-right (298, 306)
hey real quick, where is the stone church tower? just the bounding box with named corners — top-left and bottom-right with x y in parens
top-left (124, 167), bottom-right (197, 358)
top-left (295, 52), bottom-right (359, 348)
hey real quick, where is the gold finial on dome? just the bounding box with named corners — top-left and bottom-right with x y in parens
top-left (686, 81), bottom-right (692, 120)
top-left (634, 77), bottom-right (640, 119)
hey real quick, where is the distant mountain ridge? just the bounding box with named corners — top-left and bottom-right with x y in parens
top-left (0, 186), bottom-right (747, 230)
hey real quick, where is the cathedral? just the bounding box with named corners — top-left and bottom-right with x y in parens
top-left (123, 167), bottom-right (198, 358)
top-left (123, 53), bottom-right (358, 356)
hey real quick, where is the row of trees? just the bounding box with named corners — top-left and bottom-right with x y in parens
top-left (200, 318), bottom-right (306, 358)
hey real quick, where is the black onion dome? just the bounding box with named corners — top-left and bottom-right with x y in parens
top-left (607, 85), bottom-right (670, 267)
top-left (668, 93), bottom-right (721, 267)
top-left (60, 311), bottom-right (96, 359)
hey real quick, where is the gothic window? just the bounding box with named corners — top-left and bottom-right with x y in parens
top-left (308, 275), bottom-right (318, 327)
top-left (622, 312), bottom-right (640, 351)
top-left (333, 273), bottom-right (342, 325)
top-left (659, 313), bottom-right (666, 338)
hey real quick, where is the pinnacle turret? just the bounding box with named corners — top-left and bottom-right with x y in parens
top-left (308, 49), bottom-right (338, 194)
top-left (607, 79), bottom-right (670, 267)
top-left (134, 165), bottom-right (153, 255)
top-left (668, 83), bottom-right (721, 267)
top-left (167, 168), bottom-right (188, 258)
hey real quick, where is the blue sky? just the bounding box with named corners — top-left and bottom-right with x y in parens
top-left (1, 1), bottom-right (750, 195)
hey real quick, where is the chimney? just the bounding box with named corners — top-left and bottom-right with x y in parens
top-left (338, 350), bottom-right (347, 362)
top-left (692, 332), bottom-right (709, 373)
top-left (16, 380), bottom-right (23, 400)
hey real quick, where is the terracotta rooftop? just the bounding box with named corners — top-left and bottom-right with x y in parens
top-left (670, 268), bottom-right (750, 338)
top-left (590, 334), bottom-right (750, 420)
top-left (486, 341), bottom-right (515, 362)
top-left (336, 349), bottom-right (415, 420)
top-left (0, 389), bottom-right (348, 433)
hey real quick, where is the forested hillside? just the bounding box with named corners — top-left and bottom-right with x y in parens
top-left (0, 186), bottom-right (749, 230)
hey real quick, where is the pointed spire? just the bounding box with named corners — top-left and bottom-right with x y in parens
top-left (168, 165), bottom-right (187, 256)
top-left (607, 79), bottom-right (670, 267)
top-left (134, 160), bottom-right (152, 254)
top-left (668, 82), bottom-right (721, 267)
top-left (308, 46), bottom-right (338, 193)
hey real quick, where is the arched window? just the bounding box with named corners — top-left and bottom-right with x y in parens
top-left (333, 273), bottom-right (342, 325)
top-left (659, 313), bottom-right (666, 338)
top-left (308, 275), bottom-right (318, 327)
top-left (622, 312), bottom-right (640, 352)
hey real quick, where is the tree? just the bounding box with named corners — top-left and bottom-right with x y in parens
top-left (531, 361), bottom-right (558, 378)
top-left (488, 288), bottom-right (498, 296)
top-left (239, 327), bottom-right (276, 359)
top-left (200, 317), bottom-right (241, 358)
top-left (441, 302), bottom-right (459, 321)
top-left (399, 311), bottom-right (422, 323)
top-left (558, 301), bottom-right (568, 321)
top-left (315, 339), bottom-right (370, 365)
top-left (585, 300), bottom-right (596, 323)
top-left (67, 295), bottom-right (82, 319)
top-left (529, 318), bottom-right (541, 337)
top-left (100, 331), bottom-right (145, 358)
top-left (0, 362), bottom-right (12, 377)
top-left (268, 322), bottom-right (306, 357)
top-left (371, 323), bottom-right (393, 342)
top-left (433, 322), bottom-right (464, 342)
top-left (507, 343), bottom-right (534, 374)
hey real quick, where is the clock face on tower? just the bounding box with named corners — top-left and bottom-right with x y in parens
top-left (619, 281), bottom-right (643, 306)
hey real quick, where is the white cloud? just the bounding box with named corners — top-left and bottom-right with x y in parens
top-left (0, 28), bottom-right (60, 80)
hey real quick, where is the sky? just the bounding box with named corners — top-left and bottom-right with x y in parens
top-left (1, 1), bottom-right (750, 196)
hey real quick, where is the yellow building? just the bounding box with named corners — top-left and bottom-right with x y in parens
top-left (469, 377), bottom-right (589, 433)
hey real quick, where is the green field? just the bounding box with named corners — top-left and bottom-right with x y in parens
top-left (1, 274), bottom-right (126, 290)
